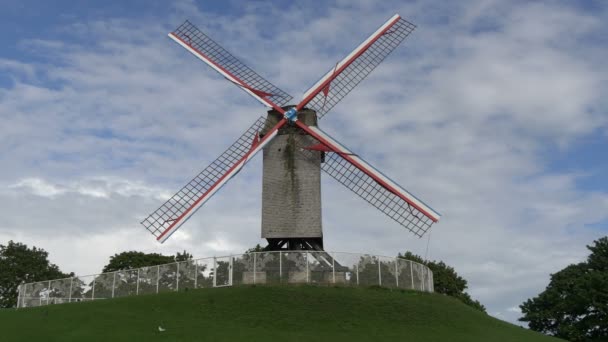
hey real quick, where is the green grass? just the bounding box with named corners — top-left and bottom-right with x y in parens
top-left (0, 286), bottom-right (561, 342)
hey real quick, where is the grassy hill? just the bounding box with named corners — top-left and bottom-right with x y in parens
top-left (0, 286), bottom-right (561, 342)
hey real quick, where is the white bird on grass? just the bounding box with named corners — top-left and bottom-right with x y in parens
top-left (158, 326), bottom-right (166, 332)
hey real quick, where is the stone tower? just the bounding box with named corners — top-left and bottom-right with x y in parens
top-left (260, 108), bottom-right (323, 250)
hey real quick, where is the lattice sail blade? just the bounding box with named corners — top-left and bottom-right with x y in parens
top-left (169, 20), bottom-right (292, 110)
top-left (298, 14), bottom-right (415, 118)
top-left (141, 116), bottom-right (286, 243)
top-left (294, 126), bottom-right (440, 237)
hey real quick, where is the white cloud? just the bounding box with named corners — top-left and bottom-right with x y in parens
top-left (8, 177), bottom-right (171, 200)
top-left (10, 178), bottom-right (65, 197)
top-left (507, 306), bottom-right (521, 313)
top-left (0, 58), bottom-right (35, 79)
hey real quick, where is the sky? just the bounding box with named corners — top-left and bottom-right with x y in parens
top-left (1, 0), bottom-right (607, 325)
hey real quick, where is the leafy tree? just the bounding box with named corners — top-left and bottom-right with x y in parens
top-left (458, 291), bottom-right (487, 313)
top-left (245, 244), bottom-right (264, 253)
top-left (398, 251), bottom-right (486, 313)
top-left (0, 241), bottom-right (71, 308)
top-left (102, 250), bottom-right (192, 272)
top-left (175, 250), bottom-right (193, 262)
top-left (519, 237), bottom-right (608, 341)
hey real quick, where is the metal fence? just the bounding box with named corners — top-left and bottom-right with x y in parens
top-left (16, 251), bottom-right (433, 308)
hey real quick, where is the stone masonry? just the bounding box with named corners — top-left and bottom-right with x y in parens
top-left (260, 108), bottom-right (323, 239)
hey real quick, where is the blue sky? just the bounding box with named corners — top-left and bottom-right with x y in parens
top-left (1, 0), bottom-right (607, 325)
top-left (546, 131), bottom-right (608, 192)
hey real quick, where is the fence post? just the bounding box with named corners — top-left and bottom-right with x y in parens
top-left (47, 280), bottom-right (51, 305)
top-left (136, 268), bottom-right (140, 295)
top-left (229, 256), bottom-right (233, 286)
top-left (306, 252), bottom-right (309, 283)
top-left (92, 277), bottom-right (96, 301)
top-left (156, 265), bottom-right (160, 294)
top-left (213, 257), bottom-right (217, 287)
top-left (332, 254), bottom-right (335, 284)
top-left (410, 261), bottom-right (414, 289)
top-left (378, 260), bottom-right (382, 286)
top-left (279, 251), bottom-right (282, 283)
top-left (395, 258), bottom-right (399, 288)
top-left (68, 277), bottom-right (73, 303)
top-left (356, 263), bottom-right (359, 285)
top-left (16, 284), bottom-right (21, 309)
top-left (21, 284), bottom-right (27, 308)
top-left (421, 267), bottom-right (425, 292)
top-left (176, 262), bottom-right (180, 292)
top-left (112, 272), bottom-right (116, 298)
top-left (194, 262), bottom-right (198, 289)
top-left (253, 253), bottom-right (257, 284)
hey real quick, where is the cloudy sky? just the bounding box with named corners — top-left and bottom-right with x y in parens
top-left (1, 0), bottom-right (607, 324)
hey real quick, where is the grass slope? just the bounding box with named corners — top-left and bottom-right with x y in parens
top-left (0, 286), bottom-right (561, 342)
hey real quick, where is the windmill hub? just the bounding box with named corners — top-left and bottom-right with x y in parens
top-left (283, 107), bottom-right (298, 122)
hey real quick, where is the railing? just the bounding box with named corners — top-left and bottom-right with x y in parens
top-left (16, 251), bottom-right (433, 308)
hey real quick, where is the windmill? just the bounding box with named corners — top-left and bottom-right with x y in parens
top-left (141, 14), bottom-right (441, 251)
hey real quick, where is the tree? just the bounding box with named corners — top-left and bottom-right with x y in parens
top-left (398, 251), bottom-right (486, 313)
top-left (245, 244), bottom-right (264, 253)
top-left (102, 250), bottom-right (193, 273)
top-left (0, 241), bottom-right (71, 308)
top-left (102, 251), bottom-right (173, 273)
top-left (175, 250), bottom-right (193, 262)
top-left (519, 237), bottom-right (608, 341)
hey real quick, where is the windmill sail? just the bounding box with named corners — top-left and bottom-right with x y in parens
top-left (169, 20), bottom-right (292, 110)
top-left (141, 116), bottom-right (285, 243)
top-left (294, 127), bottom-right (440, 237)
top-left (298, 14), bottom-right (415, 118)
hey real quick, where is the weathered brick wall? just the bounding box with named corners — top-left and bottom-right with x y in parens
top-left (261, 109), bottom-right (323, 238)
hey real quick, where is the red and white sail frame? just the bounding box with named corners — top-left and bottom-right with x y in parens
top-left (154, 119), bottom-right (286, 243)
top-left (169, 33), bottom-right (286, 112)
top-left (298, 14), bottom-right (402, 111)
top-left (296, 123), bottom-right (441, 223)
